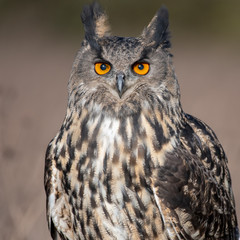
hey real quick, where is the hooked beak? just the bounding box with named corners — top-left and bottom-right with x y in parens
top-left (116, 73), bottom-right (125, 97)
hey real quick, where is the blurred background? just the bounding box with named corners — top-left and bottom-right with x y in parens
top-left (0, 0), bottom-right (239, 239)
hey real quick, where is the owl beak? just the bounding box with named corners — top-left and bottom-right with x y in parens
top-left (116, 73), bottom-right (125, 97)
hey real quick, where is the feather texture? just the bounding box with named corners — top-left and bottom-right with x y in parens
top-left (44, 3), bottom-right (239, 240)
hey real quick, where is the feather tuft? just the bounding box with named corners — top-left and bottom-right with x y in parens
top-left (142, 6), bottom-right (171, 50)
top-left (81, 2), bottom-right (110, 51)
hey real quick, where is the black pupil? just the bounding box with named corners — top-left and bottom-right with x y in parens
top-left (100, 64), bottom-right (107, 71)
top-left (138, 64), bottom-right (144, 70)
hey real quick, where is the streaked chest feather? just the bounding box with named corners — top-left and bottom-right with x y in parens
top-left (53, 108), bottom-right (175, 239)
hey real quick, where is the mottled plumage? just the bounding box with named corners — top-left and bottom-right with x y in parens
top-left (44, 3), bottom-right (239, 240)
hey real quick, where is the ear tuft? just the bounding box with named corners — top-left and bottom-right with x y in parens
top-left (142, 6), bottom-right (171, 50)
top-left (81, 2), bottom-right (110, 50)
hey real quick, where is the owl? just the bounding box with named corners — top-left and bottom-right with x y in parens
top-left (44, 3), bottom-right (239, 240)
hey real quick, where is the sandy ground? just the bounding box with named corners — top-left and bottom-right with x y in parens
top-left (0, 23), bottom-right (239, 239)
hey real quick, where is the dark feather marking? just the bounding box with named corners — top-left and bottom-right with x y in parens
top-left (130, 112), bottom-right (141, 149)
top-left (79, 218), bottom-right (86, 236)
top-left (102, 205), bottom-right (114, 224)
top-left (154, 120), bottom-right (169, 150)
top-left (143, 150), bottom-right (153, 177)
top-left (60, 145), bottom-right (66, 158)
top-left (63, 175), bottom-right (71, 193)
top-left (131, 111), bottom-right (140, 134)
top-left (99, 192), bottom-right (104, 202)
top-left (124, 207), bottom-right (133, 223)
top-left (44, 172), bottom-right (54, 200)
top-left (73, 91), bottom-right (83, 106)
top-left (69, 195), bottom-right (73, 207)
top-left (87, 114), bottom-right (103, 158)
top-left (170, 107), bottom-right (175, 118)
top-left (134, 185), bottom-right (141, 192)
top-left (216, 164), bottom-right (221, 177)
top-left (56, 161), bottom-right (62, 171)
top-left (151, 222), bottom-right (158, 237)
top-left (53, 145), bottom-right (58, 161)
top-left (200, 147), bottom-right (211, 162)
top-left (75, 201), bottom-right (80, 211)
top-left (77, 155), bottom-right (87, 182)
top-left (45, 141), bottom-right (53, 162)
top-left (91, 195), bottom-right (97, 208)
top-left (50, 218), bottom-right (58, 240)
top-left (136, 193), bottom-right (147, 212)
top-left (145, 116), bottom-right (168, 151)
top-left (65, 132), bottom-right (75, 173)
top-left (72, 188), bottom-right (77, 199)
top-left (89, 233), bottom-right (94, 240)
top-left (122, 187), bottom-right (131, 203)
top-left (86, 208), bottom-right (92, 226)
top-left (139, 175), bottom-right (153, 194)
top-left (103, 152), bottom-right (108, 173)
top-left (94, 221), bottom-right (103, 240)
top-left (122, 161), bottom-right (132, 188)
top-left (180, 123), bottom-right (198, 154)
top-left (65, 119), bottom-right (73, 131)
top-left (66, 147), bottom-right (75, 172)
top-left (87, 140), bottom-right (97, 159)
top-left (89, 179), bottom-right (97, 194)
top-left (72, 204), bottom-right (76, 219)
top-left (79, 188), bottom-right (84, 210)
top-left (67, 132), bottom-right (72, 147)
top-left (119, 117), bottom-right (128, 151)
top-left (135, 219), bottom-right (148, 239)
top-left (92, 115), bottom-right (104, 138)
top-left (213, 145), bottom-right (222, 159)
top-left (56, 125), bottom-right (64, 143)
top-left (77, 170), bottom-right (84, 183)
top-left (103, 171), bottom-right (112, 203)
top-left (76, 115), bottom-right (89, 150)
top-left (133, 206), bottom-right (144, 219)
top-left (162, 89), bottom-right (171, 101)
top-left (79, 154), bottom-right (87, 166)
top-left (155, 100), bottom-right (164, 119)
top-left (166, 123), bottom-right (175, 136)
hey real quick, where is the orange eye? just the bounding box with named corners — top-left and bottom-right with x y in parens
top-left (133, 62), bottom-right (150, 75)
top-left (95, 62), bottom-right (111, 75)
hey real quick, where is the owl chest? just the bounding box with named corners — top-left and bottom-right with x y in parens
top-left (62, 115), bottom-right (171, 238)
top-left (77, 116), bottom-right (154, 184)
top-left (72, 114), bottom-right (170, 189)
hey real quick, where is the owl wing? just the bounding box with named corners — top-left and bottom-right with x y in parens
top-left (152, 114), bottom-right (239, 239)
top-left (44, 139), bottom-right (74, 240)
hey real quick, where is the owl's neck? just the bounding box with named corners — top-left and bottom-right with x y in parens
top-left (64, 92), bottom-right (184, 150)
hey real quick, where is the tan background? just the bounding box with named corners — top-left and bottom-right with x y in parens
top-left (0, 1), bottom-right (239, 239)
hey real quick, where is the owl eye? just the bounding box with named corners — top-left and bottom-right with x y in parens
top-left (95, 62), bottom-right (111, 75)
top-left (132, 62), bottom-right (150, 75)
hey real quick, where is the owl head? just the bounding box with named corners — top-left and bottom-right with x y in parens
top-left (68, 2), bottom-right (181, 117)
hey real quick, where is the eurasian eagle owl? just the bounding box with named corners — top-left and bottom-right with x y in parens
top-left (44, 3), bottom-right (239, 240)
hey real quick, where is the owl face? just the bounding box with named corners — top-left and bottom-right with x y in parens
top-left (69, 3), bottom-right (179, 115)
top-left (75, 36), bottom-right (169, 96)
